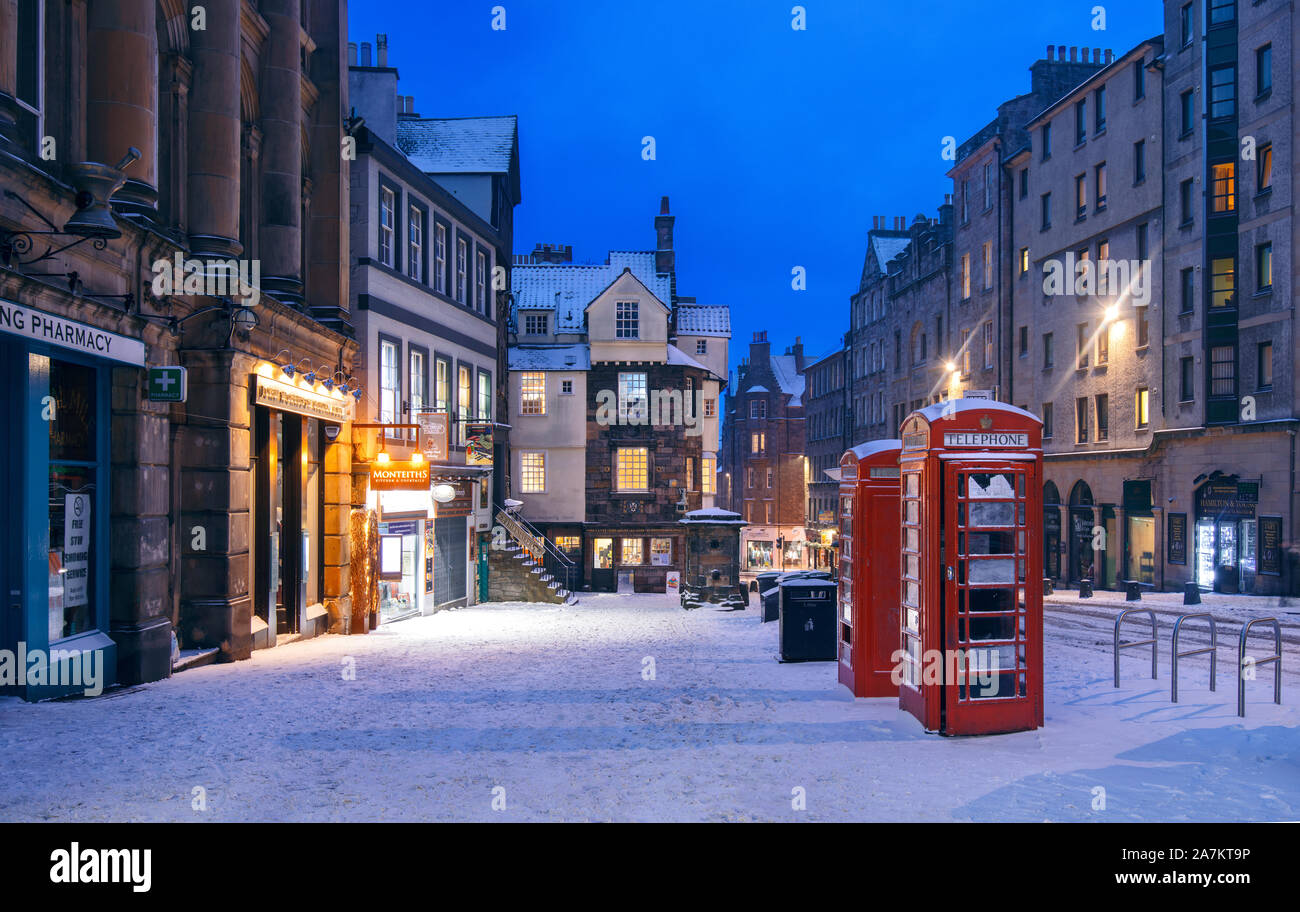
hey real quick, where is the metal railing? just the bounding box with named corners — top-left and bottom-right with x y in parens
top-left (494, 504), bottom-right (579, 595)
top-left (1171, 613), bottom-right (1217, 703)
top-left (1238, 618), bottom-right (1282, 718)
top-left (1114, 608), bottom-right (1157, 688)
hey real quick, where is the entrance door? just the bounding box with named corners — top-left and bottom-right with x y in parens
top-left (434, 516), bottom-right (468, 606)
top-left (943, 463), bottom-right (1039, 735)
top-left (591, 537), bottom-right (615, 592)
top-left (1240, 520), bottom-right (1257, 593)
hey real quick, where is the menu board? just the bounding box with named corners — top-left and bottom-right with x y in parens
top-left (1167, 513), bottom-right (1187, 566)
top-left (1259, 516), bottom-right (1283, 576)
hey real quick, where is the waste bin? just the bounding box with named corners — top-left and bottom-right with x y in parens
top-left (761, 570), bottom-right (830, 622)
top-left (756, 571), bottom-right (783, 622)
top-left (778, 578), bottom-right (838, 662)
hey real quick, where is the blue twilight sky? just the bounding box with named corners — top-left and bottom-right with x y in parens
top-left (347, 0), bottom-right (1161, 377)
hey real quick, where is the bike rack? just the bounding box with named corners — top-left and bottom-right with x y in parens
top-left (1114, 607), bottom-right (1157, 688)
top-left (1171, 613), bottom-right (1217, 703)
top-left (1238, 618), bottom-right (1282, 718)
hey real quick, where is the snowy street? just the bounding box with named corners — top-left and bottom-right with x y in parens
top-left (2, 592), bottom-right (1297, 822)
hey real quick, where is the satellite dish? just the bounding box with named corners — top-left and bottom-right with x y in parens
top-left (432, 483), bottom-right (457, 503)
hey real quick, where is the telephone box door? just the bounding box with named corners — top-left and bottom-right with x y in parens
top-left (942, 460), bottom-right (1042, 735)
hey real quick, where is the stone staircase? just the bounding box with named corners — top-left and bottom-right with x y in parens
top-left (486, 542), bottom-right (579, 605)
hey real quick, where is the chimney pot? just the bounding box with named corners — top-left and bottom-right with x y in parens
top-left (1046, 45), bottom-right (1055, 61)
top-left (360, 42), bottom-right (372, 66)
top-left (1069, 46), bottom-right (1077, 62)
top-left (347, 42), bottom-right (357, 66)
top-left (1105, 49), bottom-right (1114, 64)
top-left (660, 196), bottom-right (670, 215)
top-left (1058, 45), bottom-right (1067, 61)
top-left (1094, 48), bottom-right (1102, 64)
top-left (377, 34), bottom-right (388, 67)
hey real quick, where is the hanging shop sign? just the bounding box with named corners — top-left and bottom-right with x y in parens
top-left (417, 411), bottom-right (449, 462)
top-left (1259, 516), bottom-right (1283, 576)
top-left (370, 460), bottom-right (431, 491)
top-left (253, 374), bottom-right (354, 422)
top-left (434, 482), bottom-right (473, 518)
top-left (466, 423), bottom-right (494, 467)
top-left (1167, 512), bottom-right (1187, 565)
top-left (0, 298), bottom-right (146, 365)
top-left (147, 365), bottom-right (188, 402)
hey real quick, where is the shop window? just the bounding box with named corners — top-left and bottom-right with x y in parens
top-left (747, 540), bottom-right (774, 569)
top-left (553, 535), bottom-right (580, 556)
top-left (621, 538), bottom-right (644, 565)
top-left (520, 371), bottom-right (545, 415)
top-left (47, 359), bottom-right (99, 641)
top-left (615, 447), bottom-right (649, 492)
top-left (594, 538), bottom-right (614, 570)
top-left (650, 538), bottom-right (672, 566)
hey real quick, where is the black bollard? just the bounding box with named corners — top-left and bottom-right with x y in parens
top-left (1183, 581), bottom-right (1201, 606)
top-left (1078, 579), bottom-right (1094, 599)
top-left (1043, 577), bottom-right (1054, 596)
top-left (1125, 580), bottom-right (1141, 601)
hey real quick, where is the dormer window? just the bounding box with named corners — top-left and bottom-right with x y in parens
top-left (616, 301), bottom-right (639, 339)
top-left (524, 313), bottom-right (548, 336)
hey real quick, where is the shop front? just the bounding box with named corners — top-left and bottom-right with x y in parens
top-left (0, 299), bottom-right (148, 699)
top-left (1193, 475), bottom-right (1266, 594)
top-left (586, 528), bottom-right (684, 592)
top-left (249, 370), bottom-right (354, 648)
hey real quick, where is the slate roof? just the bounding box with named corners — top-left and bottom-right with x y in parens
top-left (770, 354), bottom-right (806, 406)
top-left (871, 236), bottom-right (911, 272)
top-left (395, 115), bottom-right (518, 174)
top-left (675, 304), bottom-right (730, 337)
top-left (511, 251), bottom-right (672, 332)
top-left (507, 344), bottom-right (591, 372)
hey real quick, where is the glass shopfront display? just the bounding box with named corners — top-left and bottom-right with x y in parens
top-left (379, 520), bottom-right (423, 621)
top-left (747, 540), bottom-right (774, 569)
top-left (1194, 476), bottom-right (1261, 593)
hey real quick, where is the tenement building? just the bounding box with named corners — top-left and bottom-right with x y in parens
top-left (347, 35), bottom-right (520, 617)
top-left (801, 341), bottom-right (849, 572)
top-left (720, 331), bottom-right (807, 576)
top-left (0, 0), bottom-right (357, 700)
top-left (506, 199), bottom-right (730, 592)
top-left (1007, 36), bottom-right (1166, 591)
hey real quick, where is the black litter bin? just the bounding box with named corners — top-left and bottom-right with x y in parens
top-left (778, 578), bottom-right (838, 662)
top-left (756, 571), bottom-right (783, 622)
top-left (760, 570), bottom-right (831, 622)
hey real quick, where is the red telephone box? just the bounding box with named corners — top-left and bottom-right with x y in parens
top-left (898, 401), bottom-right (1044, 735)
top-left (837, 440), bottom-right (902, 698)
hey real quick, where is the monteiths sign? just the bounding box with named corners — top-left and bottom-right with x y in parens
top-left (370, 461), bottom-right (431, 491)
top-left (0, 298), bottom-right (146, 365)
top-left (943, 432), bottom-right (1029, 448)
top-left (253, 374), bottom-right (354, 422)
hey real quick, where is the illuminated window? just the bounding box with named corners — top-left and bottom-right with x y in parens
top-left (457, 365), bottom-right (472, 445)
top-left (750, 432), bottom-right (765, 454)
top-left (621, 538), bottom-right (643, 565)
top-left (960, 254), bottom-right (971, 298)
top-left (436, 357), bottom-right (450, 411)
top-left (650, 538), bottom-right (672, 565)
top-left (520, 452), bottom-right (545, 493)
top-left (615, 301), bottom-right (639, 339)
top-left (1135, 388), bottom-right (1150, 429)
top-left (1259, 144), bottom-right (1273, 192)
top-left (520, 372), bottom-right (545, 415)
top-left (618, 372), bottom-right (647, 422)
top-left (615, 447), bottom-right (649, 492)
top-left (478, 370), bottom-right (492, 421)
top-left (553, 535), bottom-right (580, 555)
top-left (1210, 257), bottom-right (1236, 309)
top-left (1019, 247), bottom-right (1029, 275)
top-left (1257, 243), bottom-right (1272, 290)
top-left (704, 398), bottom-right (716, 418)
top-left (686, 458), bottom-right (694, 491)
top-left (702, 456), bottom-right (716, 494)
top-left (1211, 162), bottom-right (1236, 213)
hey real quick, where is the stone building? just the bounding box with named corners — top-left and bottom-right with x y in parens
top-left (346, 35), bottom-right (519, 618)
top-left (1007, 36), bottom-right (1167, 590)
top-left (0, 0), bottom-right (356, 700)
top-left (800, 340), bottom-right (849, 571)
top-left (506, 199), bottom-right (730, 592)
top-left (849, 219), bottom-right (911, 443)
top-left (720, 331), bottom-right (808, 577)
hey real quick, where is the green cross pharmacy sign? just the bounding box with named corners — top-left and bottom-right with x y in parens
top-left (147, 365), bottom-right (188, 402)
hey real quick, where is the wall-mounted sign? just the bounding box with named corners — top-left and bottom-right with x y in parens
top-left (466, 423), bottom-right (493, 466)
top-left (1259, 516), bottom-right (1283, 576)
top-left (1167, 512), bottom-right (1187, 566)
top-left (370, 461), bottom-right (431, 491)
top-left (417, 411), bottom-right (449, 462)
top-left (943, 432), bottom-right (1029, 448)
top-left (379, 534), bottom-right (404, 580)
top-left (434, 482), bottom-right (472, 518)
top-left (0, 298), bottom-right (146, 365)
top-left (253, 374), bottom-right (354, 422)
top-left (147, 365), bottom-right (187, 402)
top-left (1195, 478), bottom-right (1258, 520)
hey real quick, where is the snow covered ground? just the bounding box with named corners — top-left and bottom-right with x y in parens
top-left (1, 591), bottom-right (1296, 822)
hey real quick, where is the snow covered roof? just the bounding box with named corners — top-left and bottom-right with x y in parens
top-left (666, 344), bottom-right (723, 381)
top-left (507, 344), bottom-right (591, 372)
top-left (871, 236), bottom-right (911, 273)
top-left (846, 439), bottom-right (903, 461)
top-left (511, 252), bottom-right (671, 332)
top-left (747, 385), bottom-right (770, 393)
top-left (912, 399), bottom-right (1042, 424)
top-left (771, 354), bottom-right (806, 406)
top-left (676, 304), bottom-right (731, 337)
top-left (680, 508), bottom-right (746, 526)
top-left (396, 116), bottom-right (518, 175)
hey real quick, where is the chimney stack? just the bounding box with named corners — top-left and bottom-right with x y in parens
top-left (1104, 48), bottom-right (1114, 64)
top-left (360, 42), bottom-right (372, 66)
top-left (1093, 48), bottom-right (1102, 65)
top-left (377, 34), bottom-right (388, 67)
top-left (1058, 45), bottom-right (1067, 61)
top-left (655, 196), bottom-right (675, 275)
top-left (1046, 45), bottom-right (1055, 61)
top-left (348, 42), bottom-right (357, 66)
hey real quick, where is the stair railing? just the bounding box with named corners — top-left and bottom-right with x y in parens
top-left (494, 503), bottom-right (579, 595)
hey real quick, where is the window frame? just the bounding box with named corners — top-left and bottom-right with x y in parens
top-left (614, 447), bottom-right (650, 494)
top-left (519, 371), bottom-right (546, 416)
top-left (615, 300), bottom-right (640, 339)
top-left (519, 451), bottom-right (546, 494)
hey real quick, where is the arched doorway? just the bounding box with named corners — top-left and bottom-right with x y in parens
top-left (1043, 482), bottom-right (1062, 582)
top-left (1068, 481), bottom-right (1095, 584)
